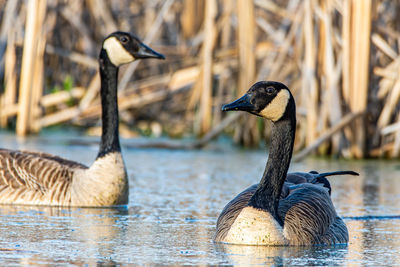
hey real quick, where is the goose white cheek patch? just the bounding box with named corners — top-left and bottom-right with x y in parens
top-left (103, 37), bottom-right (135, 66)
top-left (259, 89), bottom-right (290, 121)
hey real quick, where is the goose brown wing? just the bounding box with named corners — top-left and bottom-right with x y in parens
top-left (278, 183), bottom-right (341, 245)
top-left (0, 149), bottom-right (88, 193)
top-left (319, 216), bottom-right (348, 244)
top-left (214, 184), bottom-right (258, 242)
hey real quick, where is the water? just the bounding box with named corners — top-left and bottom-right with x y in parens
top-left (0, 131), bottom-right (399, 265)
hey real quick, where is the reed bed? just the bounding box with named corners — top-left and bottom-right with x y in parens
top-left (0, 0), bottom-right (399, 159)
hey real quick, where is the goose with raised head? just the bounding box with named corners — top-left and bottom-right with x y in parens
top-left (0, 31), bottom-right (165, 207)
top-left (214, 81), bottom-right (358, 246)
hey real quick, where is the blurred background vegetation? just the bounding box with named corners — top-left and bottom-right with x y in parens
top-left (0, 0), bottom-right (399, 159)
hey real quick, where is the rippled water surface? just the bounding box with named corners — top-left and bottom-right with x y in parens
top-left (0, 131), bottom-right (399, 265)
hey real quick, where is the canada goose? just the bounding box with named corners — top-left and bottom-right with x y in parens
top-left (0, 32), bottom-right (165, 206)
top-left (214, 81), bottom-right (358, 245)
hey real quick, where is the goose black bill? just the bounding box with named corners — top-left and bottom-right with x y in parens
top-left (222, 94), bottom-right (254, 112)
top-left (135, 42), bottom-right (165, 59)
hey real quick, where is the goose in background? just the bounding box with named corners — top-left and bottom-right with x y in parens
top-left (0, 31), bottom-right (165, 206)
top-left (214, 81), bottom-right (358, 246)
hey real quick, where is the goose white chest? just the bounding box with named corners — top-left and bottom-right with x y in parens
top-left (224, 206), bottom-right (287, 245)
top-left (71, 152), bottom-right (128, 206)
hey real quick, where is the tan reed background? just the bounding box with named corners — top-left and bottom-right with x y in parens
top-left (0, 0), bottom-right (399, 159)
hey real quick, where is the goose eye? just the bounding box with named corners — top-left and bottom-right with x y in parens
top-left (265, 87), bottom-right (276, 95)
top-left (120, 36), bottom-right (129, 44)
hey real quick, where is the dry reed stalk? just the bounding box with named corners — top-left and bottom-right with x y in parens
top-left (187, 68), bottom-right (204, 115)
top-left (124, 74), bottom-right (170, 93)
top-left (341, 0), bottom-right (351, 103)
top-left (79, 88), bottom-right (179, 120)
top-left (181, 0), bottom-right (204, 39)
top-left (79, 73), bottom-right (100, 110)
top-left (77, 62), bottom-right (230, 127)
top-left (372, 33), bottom-right (398, 60)
top-left (317, 1), bottom-right (343, 155)
top-left (254, 0), bottom-right (291, 19)
top-left (235, 0), bottom-right (258, 146)
top-left (40, 86), bottom-right (169, 127)
top-left (293, 111), bottom-right (364, 162)
top-left (187, 58), bottom-right (237, 114)
top-left (374, 58), bottom-right (400, 157)
top-left (144, 2), bottom-right (156, 40)
top-left (264, 4), bottom-right (302, 80)
top-left (213, 69), bottom-right (230, 125)
top-left (256, 17), bottom-right (279, 40)
top-left (372, 39), bottom-right (400, 134)
top-left (256, 3), bottom-right (301, 82)
top-left (349, 0), bottom-right (372, 158)
top-left (30, 0), bottom-right (47, 133)
top-left (40, 87), bottom-right (85, 108)
top-left (339, 1), bottom-right (357, 156)
top-left (378, 78), bottom-right (400, 128)
top-left (221, 0), bottom-right (234, 48)
top-left (168, 66), bottom-right (200, 91)
top-left (301, 0), bottom-right (318, 146)
top-left (45, 45), bottom-right (98, 69)
top-left (60, 0), bottom-right (94, 55)
top-left (0, 0), bottom-right (19, 77)
top-left (118, 90), bottom-right (168, 110)
top-left (1, 29), bottom-right (17, 127)
top-left (237, 0), bottom-right (256, 92)
top-left (187, 60), bottom-right (236, 112)
top-left (39, 107), bottom-right (80, 128)
top-left (376, 58), bottom-right (400, 98)
top-left (16, 0), bottom-right (47, 137)
top-left (86, 0), bottom-right (117, 35)
top-left (64, 65), bottom-right (202, 125)
top-left (375, 66), bottom-right (397, 84)
top-left (381, 121), bottom-right (400, 136)
top-left (198, 0), bottom-right (217, 134)
top-left (317, 1), bottom-right (327, 77)
top-left (1, 104), bottom-right (19, 119)
top-left (392, 113), bottom-right (400, 157)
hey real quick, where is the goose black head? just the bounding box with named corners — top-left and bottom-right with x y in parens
top-left (102, 31), bottom-right (165, 67)
top-left (222, 81), bottom-right (294, 122)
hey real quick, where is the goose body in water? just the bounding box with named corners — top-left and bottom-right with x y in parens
top-left (214, 81), bottom-right (358, 245)
top-left (0, 32), bottom-right (164, 207)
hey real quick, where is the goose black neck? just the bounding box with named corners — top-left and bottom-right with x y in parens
top-left (248, 98), bottom-right (296, 225)
top-left (97, 49), bottom-right (121, 158)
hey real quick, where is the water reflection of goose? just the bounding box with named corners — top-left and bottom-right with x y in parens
top-left (0, 32), bottom-right (164, 206)
top-left (0, 205), bottom-right (128, 265)
top-left (214, 81), bottom-right (358, 245)
top-left (215, 242), bottom-right (348, 265)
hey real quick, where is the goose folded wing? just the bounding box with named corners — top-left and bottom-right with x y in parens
top-left (0, 149), bottom-right (88, 193)
top-left (278, 183), bottom-right (337, 245)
